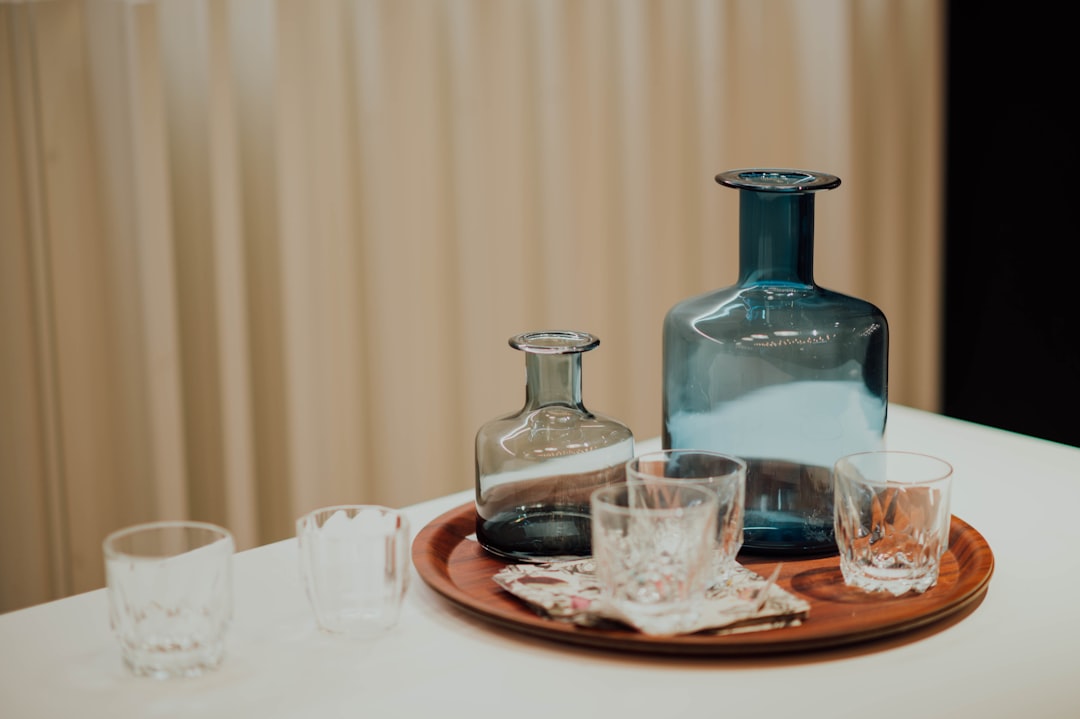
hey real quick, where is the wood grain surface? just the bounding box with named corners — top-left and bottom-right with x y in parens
top-left (411, 502), bottom-right (994, 656)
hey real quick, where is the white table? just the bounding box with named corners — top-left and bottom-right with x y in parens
top-left (2, 405), bottom-right (1078, 718)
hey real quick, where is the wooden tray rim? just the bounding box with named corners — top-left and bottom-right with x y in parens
top-left (411, 501), bottom-right (995, 656)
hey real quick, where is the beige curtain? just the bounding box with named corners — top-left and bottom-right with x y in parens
top-left (0, 0), bottom-right (943, 612)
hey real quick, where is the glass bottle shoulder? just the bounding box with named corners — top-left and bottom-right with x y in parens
top-left (664, 283), bottom-right (886, 339)
top-left (475, 406), bottom-right (634, 458)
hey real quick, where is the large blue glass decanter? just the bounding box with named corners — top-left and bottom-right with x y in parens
top-left (662, 169), bottom-right (888, 556)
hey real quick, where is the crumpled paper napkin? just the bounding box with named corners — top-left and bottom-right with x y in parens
top-left (493, 559), bottom-right (810, 636)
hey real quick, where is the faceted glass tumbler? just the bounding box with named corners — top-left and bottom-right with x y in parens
top-left (590, 481), bottom-right (719, 636)
top-left (833, 451), bottom-right (954, 595)
top-left (626, 449), bottom-right (747, 589)
top-left (662, 169), bottom-right (889, 557)
top-left (475, 331), bottom-right (635, 562)
top-left (103, 521), bottom-right (234, 679)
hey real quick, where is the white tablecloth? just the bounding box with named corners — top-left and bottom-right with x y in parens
top-left (2, 405), bottom-right (1078, 719)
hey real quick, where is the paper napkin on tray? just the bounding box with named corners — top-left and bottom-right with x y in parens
top-left (493, 559), bottom-right (811, 637)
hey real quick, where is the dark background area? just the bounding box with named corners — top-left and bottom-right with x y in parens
top-left (942, 6), bottom-right (1077, 447)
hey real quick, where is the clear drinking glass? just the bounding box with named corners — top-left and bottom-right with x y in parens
top-left (834, 450), bottom-right (954, 595)
top-left (626, 449), bottom-right (746, 589)
top-left (103, 521), bottom-right (234, 679)
top-left (296, 505), bottom-right (411, 637)
top-left (475, 330), bottom-right (634, 562)
top-left (590, 482), bottom-right (719, 636)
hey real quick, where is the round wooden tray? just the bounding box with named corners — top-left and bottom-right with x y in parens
top-left (411, 502), bottom-right (994, 656)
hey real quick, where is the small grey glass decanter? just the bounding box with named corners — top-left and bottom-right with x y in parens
top-left (475, 331), bottom-right (635, 562)
top-left (662, 169), bottom-right (888, 557)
